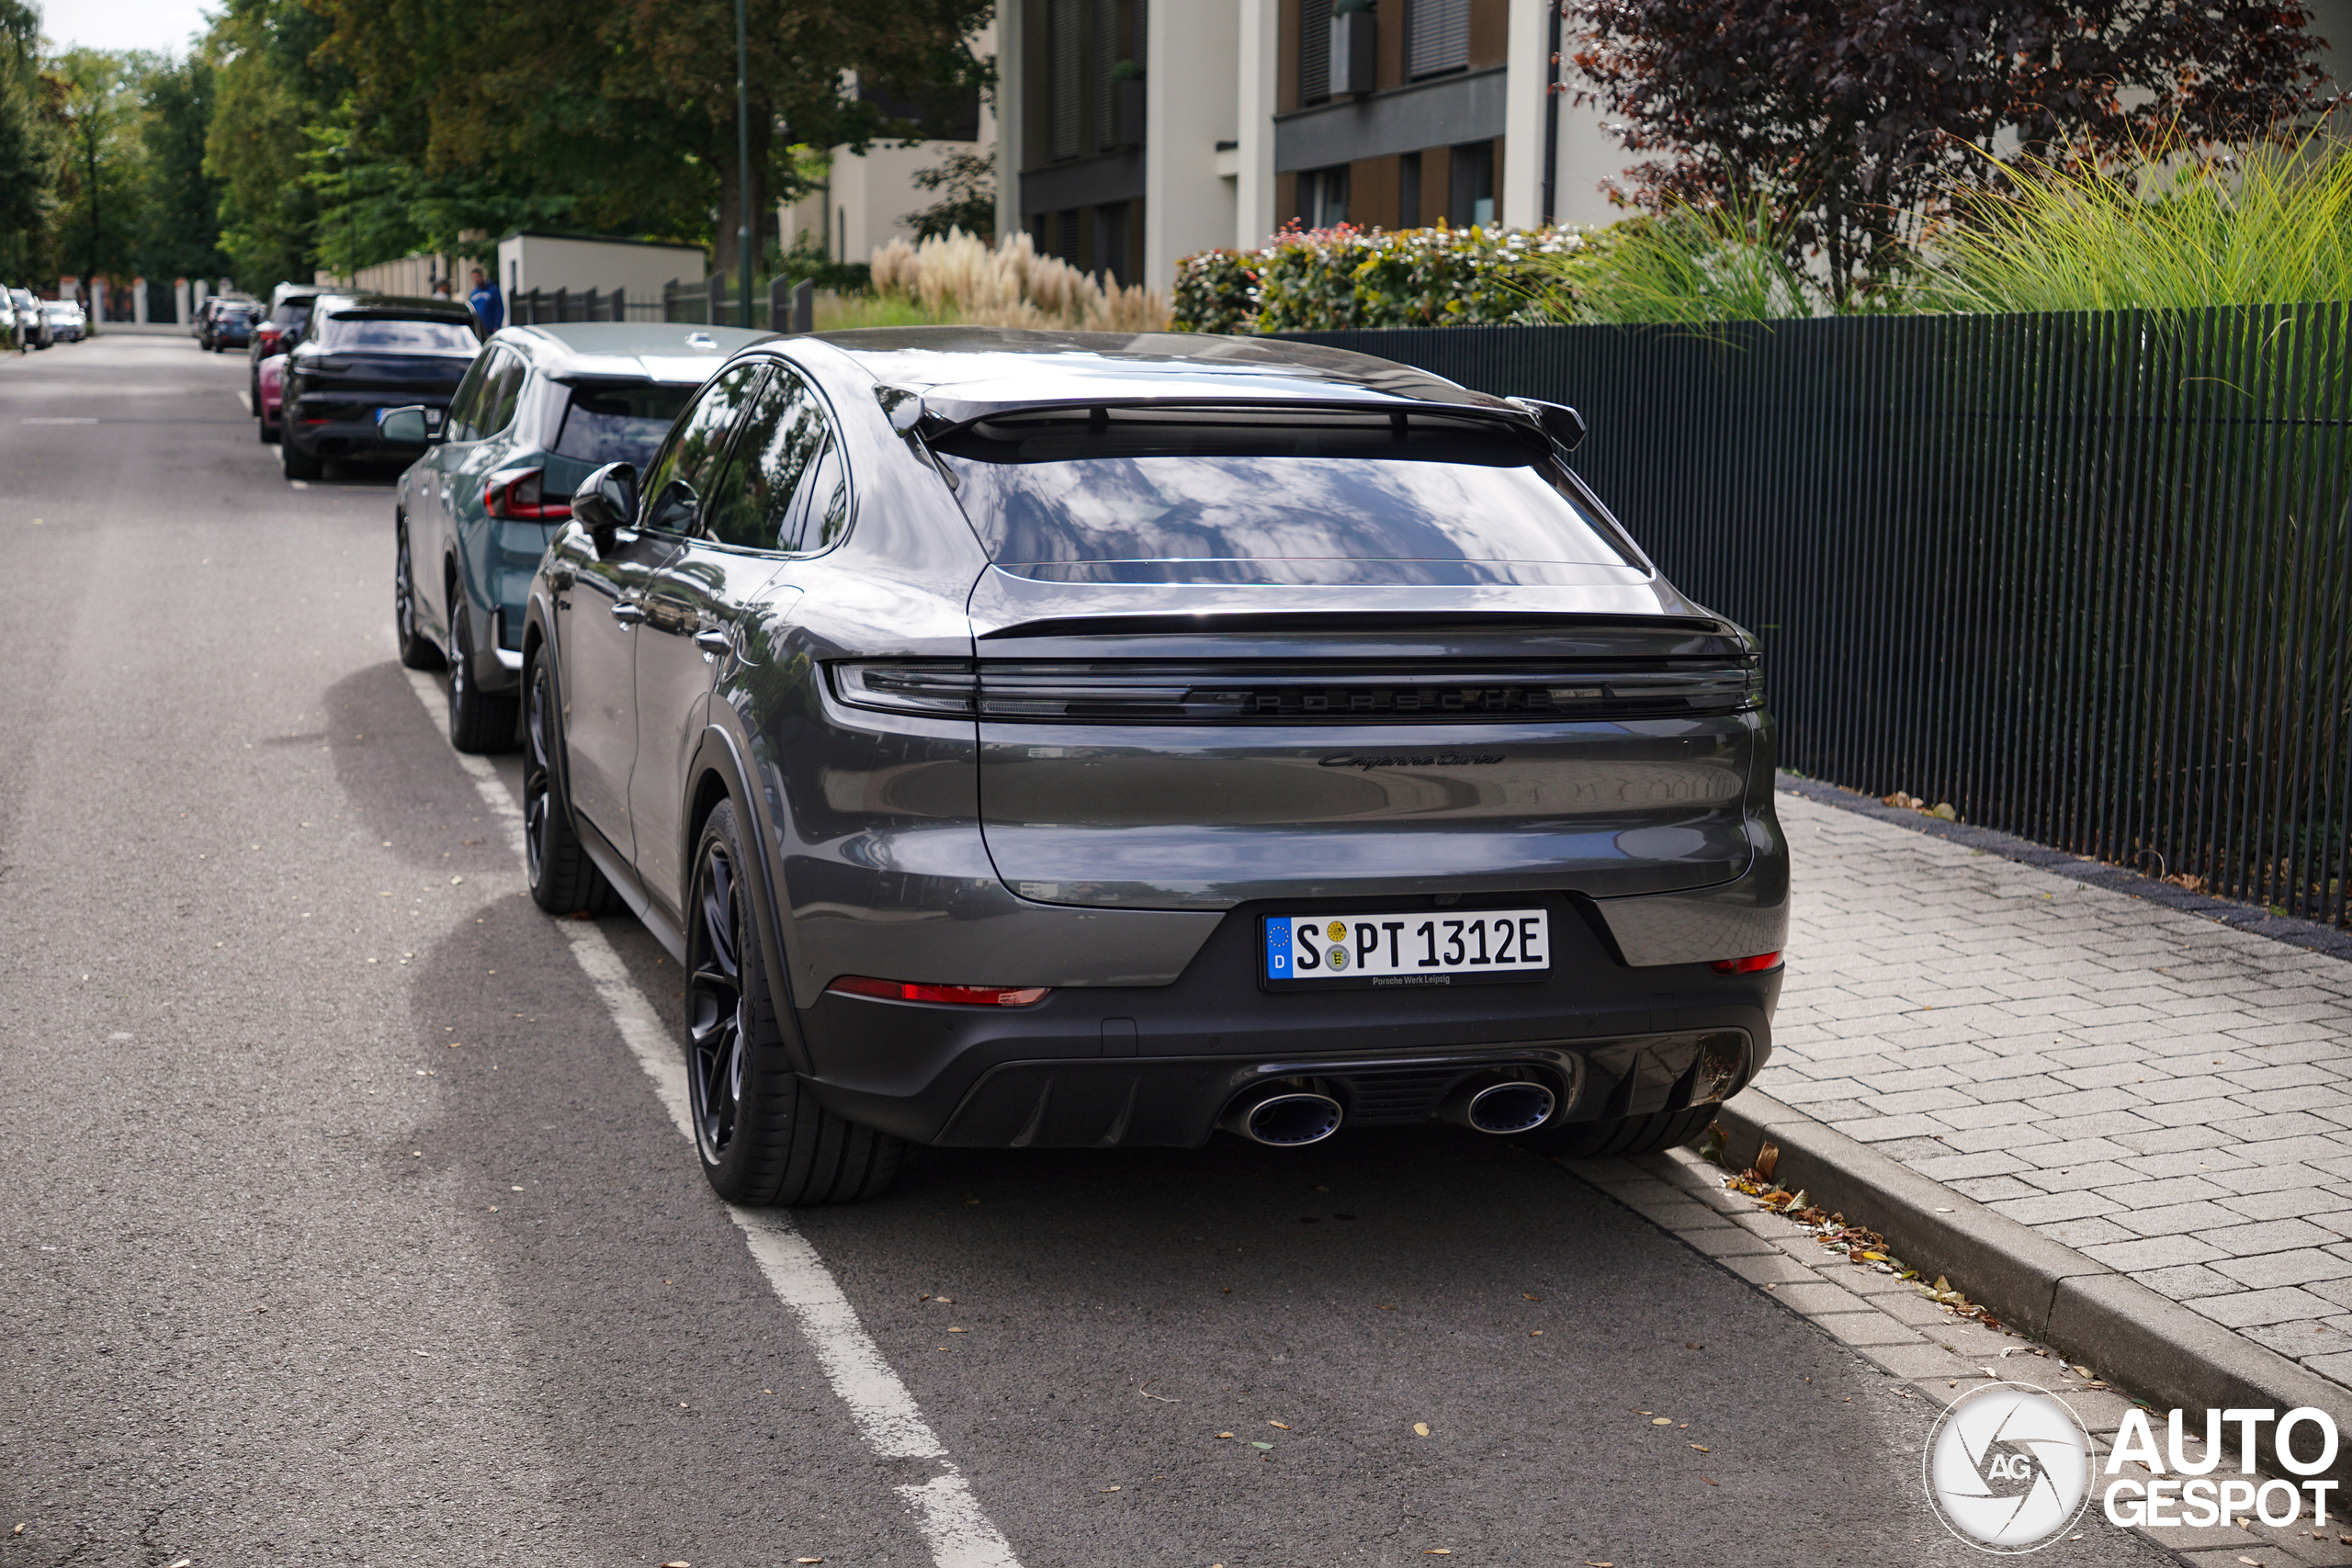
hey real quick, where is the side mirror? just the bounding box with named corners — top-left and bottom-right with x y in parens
top-left (571, 461), bottom-right (639, 553)
top-left (379, 405), bottom-right (442, 446)
top-left (1508, 396), bottom-right (1589, 452)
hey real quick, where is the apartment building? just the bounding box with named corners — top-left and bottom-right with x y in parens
top-left (993, 0), bottom-right (1631, 289)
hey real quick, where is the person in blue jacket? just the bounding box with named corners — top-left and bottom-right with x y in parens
top-left (468, 267), bottom-right (503, 333)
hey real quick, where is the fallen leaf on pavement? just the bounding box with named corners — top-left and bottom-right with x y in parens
top-left (1703, 1476), bottom-right (1719, 1486)
top-left (1690, 1444), bottom-right (1710, 1452)
top-left (1100, 1485), bottom-right (1121, 1492)
top-left (1216, 1432), bottom-right (1235, 1439)
top-left (1269, 1420), bottom-right (1290, 1429)
top-left (1651, 1418), bottom-right (1673, 1426)
top-left (1413, 1423), bottom-right (1430, 1437)
top-left (1753, 1143), bottom-right (1779, 1181)
top-left (1251, 1441), bottom-right (1274, 1450)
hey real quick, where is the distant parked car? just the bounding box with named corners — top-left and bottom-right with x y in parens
top-left (10, 288), bottom-right (51, 350)
top-left (277, 293), bottom-right (481, 480)
top-left (251, 285), bottom-right (322, 412)
top-left (382, 321), bottom-right (767, 750)
top-left (203, 300), bottom-right (257, 351)
top-left (255, 351), bottom-right (288, 444)
top-left (43, 300), bottom-right (84, 343)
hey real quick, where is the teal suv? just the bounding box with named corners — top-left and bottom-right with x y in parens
top-left (385, 321), bottom-right (769, 750)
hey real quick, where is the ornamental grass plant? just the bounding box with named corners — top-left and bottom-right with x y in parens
top-left (867, 229), bottom-right (1166, 331)
top-left (1929, 120), bottom-right (2352, 315)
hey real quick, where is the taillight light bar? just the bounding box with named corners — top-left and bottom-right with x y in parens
top-left (1709, 952), bottom-right (1783, 975)
top-left (828, 660), bottom-right (1763, 723)
top-left (484, 466), bottom-right (572, 521)
top-left (827, 975), bottom-right (1050, 1007)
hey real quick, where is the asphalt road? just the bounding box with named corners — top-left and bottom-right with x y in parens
top-left (0, 336), bottom-right (2178, 1568)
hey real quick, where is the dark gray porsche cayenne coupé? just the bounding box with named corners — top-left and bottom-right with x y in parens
top-left (522, 328), bottom-right (1789, 1205)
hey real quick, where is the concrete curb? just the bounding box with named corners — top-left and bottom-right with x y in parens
top-left (1777, 771), bottom-right (2352, 964)
top-left (1713, 1087), bottom-right (2352, 1483)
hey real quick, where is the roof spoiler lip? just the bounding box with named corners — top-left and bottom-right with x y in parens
top-left (974, 609), bottom-right (1734, 641)
top-left (889, 391), bottom-right (1544, 443)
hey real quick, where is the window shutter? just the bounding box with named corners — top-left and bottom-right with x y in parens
top-left (1298, 0), bottom-right (1331, 104)
top-left (1049, 0), bottom-right (1082, 159)
top-left (1407, 0), bottom-right (1468, 78)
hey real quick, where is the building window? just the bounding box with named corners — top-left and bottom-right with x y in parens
top-left (1094, 200), bottom-right (1130, 283)
top-left (1055, 208), bottom-right (1083, 263)
top-left (1298, 0), bottom-right (1332, 106)
top-left (1407, 0), bottom-right (1468, 79)
top-left (1301, 164), bottom-right (1351, 229)
top-left (1049, 0), bottom-right (1083, 160)
top-left (1448, 141), bottom-right (1493, 227)
top-left (1399, 151), bottom-right (1422, 229)
top-left (1094, 0), bottom-right (1146, 150)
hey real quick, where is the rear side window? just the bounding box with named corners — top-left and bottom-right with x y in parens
top-left (480, 354), bottom-right (526, 435)
top-left (639, 361), bottom-right (766, 536)
top-left (322, 315), bottom-right (479, 353)
top-left (699, 367), bottom-right (835, 551)
top-left (444, 351), bottom-right (497, 443)
top-left (552, 381), bottom-right (697, 468)
top-left (935, 416), bottom-right (1637, 586)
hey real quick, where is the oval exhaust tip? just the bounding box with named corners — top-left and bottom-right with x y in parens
top-left (1466, 1080), bottom-right (1556, 1135)
top-left (1233, 1091), bottom-right (1343, 1147)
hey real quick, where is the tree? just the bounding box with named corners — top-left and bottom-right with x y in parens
top-left (316, 0), bottom-right (994, 282)
top-left (903, 147), bottom-right (993, 243)
top-left (1571, 0), bottom-right (2331, 300)
top-left (0, 0), bottom-right (57, 281)
top-left (204, 0), bottom-right (347, 290)
top-left (138, 55), bottom-right (230, 284)
top-left (50, 49), bottom-right (150, 305)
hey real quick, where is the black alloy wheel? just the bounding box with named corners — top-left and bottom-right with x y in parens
top-left (684, 800), bottom-right (902, 1206)
top-left (522, 654), bottom-right (616, 916)
top-left (446, 599), bottom-right (518, 753)
top-left (392, 522), bottom-right (441, 671)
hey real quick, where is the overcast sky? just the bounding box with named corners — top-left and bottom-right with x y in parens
top-left (46, 0), bottom-right (214, 54)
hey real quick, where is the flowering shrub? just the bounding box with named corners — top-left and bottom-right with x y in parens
top-left (1172, 221), bottom-right (1585, 334)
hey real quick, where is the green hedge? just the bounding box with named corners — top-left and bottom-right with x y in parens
top-left (1171, 222), bottom-right (1582, 334)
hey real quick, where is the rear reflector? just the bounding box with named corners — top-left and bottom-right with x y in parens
top-left (828, 975), bottom-right (1050, 1007)
top-left (1709, 952), bottom-right (1782, 975)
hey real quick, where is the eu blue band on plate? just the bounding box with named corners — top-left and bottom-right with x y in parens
top-left (1263, 917), bottom-right (1292, 978)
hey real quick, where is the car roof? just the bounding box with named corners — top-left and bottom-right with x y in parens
top-left (502, 321), bottom-right (772, 380)
top-left (804, 325), bottom-right (1521, 428)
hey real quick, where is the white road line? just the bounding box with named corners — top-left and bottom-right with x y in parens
top-left (401, 670), bottom-right (1022, 1568)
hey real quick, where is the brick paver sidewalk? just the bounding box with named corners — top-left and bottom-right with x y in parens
top-left (1761, 787), bottom-right (2352, 1390)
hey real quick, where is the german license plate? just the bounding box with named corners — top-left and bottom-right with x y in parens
top-left (1262, 908), bottom-right (1550, 990)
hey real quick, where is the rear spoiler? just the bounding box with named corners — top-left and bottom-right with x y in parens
top-left (888, 391), bottom-right (1547, 444)
top-left (977, 611), bottom-right (1734, 641)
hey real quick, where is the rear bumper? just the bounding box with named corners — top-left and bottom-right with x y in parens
top-left (286, 415), bottom-right (427, 461)
top-left (795, 891), bottom-right (1780, 1146)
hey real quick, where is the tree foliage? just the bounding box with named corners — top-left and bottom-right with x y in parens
top-left (904, 147), bottom-right (994, 243)
top-left (1572, 0), bottom-right (2331, 299)
top-left (314, 0), bottom-right (993, 279)
top-left (0, 0), bottom-right (56, 279)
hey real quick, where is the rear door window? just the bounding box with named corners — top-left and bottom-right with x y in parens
top-left (638, 361), bottom-right (766, 536)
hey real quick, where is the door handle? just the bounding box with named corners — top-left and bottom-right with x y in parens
top-left (609, 601), bottom-right (647, 626)
top-left (693, 628), bottom-right (732, 659)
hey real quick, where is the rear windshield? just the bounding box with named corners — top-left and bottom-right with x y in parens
top-left (321, 315), bottom-right (479, 353)
top-left (936, 418), bottom-right (1639, 586)
top-left (552, 381), bottom-right (697, 468)
top-left (269, 299), bottom-right (315, 330)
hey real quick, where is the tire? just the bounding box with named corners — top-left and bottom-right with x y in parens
top-left (446, 600), bottom-right (519, 753)
top-left (257, 415), bottom-right (277, 445)
top-left (686, 799), bottom-right (903, 1206)
top-left (392, 522), bottom-right (442, 671)
top-left (280, 433), bottom-right (323, 480)
top-left (1517, 1103), bottom-right (1719, 1161)
top-left (523, 652), bottom-right (619, 917)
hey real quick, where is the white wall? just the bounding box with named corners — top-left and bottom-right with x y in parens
top-left (494, 235), bottom-right (708, 301)
top-left (1144, 0), bottom-right (1240, 287)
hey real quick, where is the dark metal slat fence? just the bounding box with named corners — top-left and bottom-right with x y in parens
top-left (1280, 309), bottom-right (2352, 926)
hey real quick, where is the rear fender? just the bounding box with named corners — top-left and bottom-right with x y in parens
top-left (684, 721), bottom-right (817, 1077)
